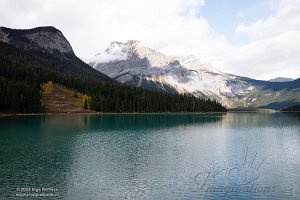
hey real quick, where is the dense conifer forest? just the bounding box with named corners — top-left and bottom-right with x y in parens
top-left (281, 104), bottom-right (300, 111)
top-left (0, 42), bottom-right (227, 113)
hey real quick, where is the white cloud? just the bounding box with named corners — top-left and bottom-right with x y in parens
top-left (235, 0), bottom-right (300, 39)
top-left (1, 0), bottom-right (212, 55)
top-left (223, 31), bottom-right (300, 79)
top-left (0, 0), bottom-right (300, 80)
top-left (227, 0), bottom-right (300, 79)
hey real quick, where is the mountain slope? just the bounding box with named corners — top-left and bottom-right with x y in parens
top-left (87, 40), bottom-right (300, 109)
top-left (88, 41), bottom-right (250, 98)
top-left (269, 77), bottom-right (294, 82)
top-left (41, 81), bottom-right (91, 113)
top-left (0, 27), bottom-right (226, 113)
top-left (0, 26), bottom-right (73, 53)
top-left (0, 26), bottom-right (113, 82)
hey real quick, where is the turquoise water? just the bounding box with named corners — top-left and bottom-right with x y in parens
top-left (0, 113), bottom-right (299, 199)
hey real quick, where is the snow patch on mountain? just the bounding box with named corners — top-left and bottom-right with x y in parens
top-left (87, 41), bottom-right (129, 65)
top-left (88, 40), bottom-right (179, 67)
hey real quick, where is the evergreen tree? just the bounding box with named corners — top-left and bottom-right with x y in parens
top-left (83, 97), bottom-right (88, 110)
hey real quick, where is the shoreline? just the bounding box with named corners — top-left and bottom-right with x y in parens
top-left (1, 110), bottom-right (299, 117)
top-left (0, 111), bottom-right (228, 117)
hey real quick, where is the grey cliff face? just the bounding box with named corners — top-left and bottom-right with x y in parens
top-left (0, 26), bottom-right (73, 54)
top-left (87, 40), bottom-right (300, 109)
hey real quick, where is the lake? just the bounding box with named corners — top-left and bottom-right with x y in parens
top-left (0, 113), bottom-right (299, 199)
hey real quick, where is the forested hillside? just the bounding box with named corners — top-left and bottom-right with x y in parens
top-left (0, 29), bottom-right (226, 113)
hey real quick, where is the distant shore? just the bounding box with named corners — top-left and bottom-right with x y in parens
top-left (2, 109), bottom-right (300, 117)
top-left (0, 111), bottom-right (229, 117)
top-left (227, 108), bottom-right (277, 112)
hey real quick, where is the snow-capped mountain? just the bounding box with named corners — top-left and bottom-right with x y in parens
top-left (0, 26), bottom-right (73, 54)
top-left (87, 40), bottom-right (300, 109)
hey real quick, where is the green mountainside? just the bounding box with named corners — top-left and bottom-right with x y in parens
top-left (0, 26), bottom-right (226, 113)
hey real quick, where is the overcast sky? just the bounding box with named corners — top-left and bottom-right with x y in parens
top-left (1, 0), bottom-right (300, 80)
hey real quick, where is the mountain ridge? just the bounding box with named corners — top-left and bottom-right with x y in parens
top-left (0, 26), bottom-right (226, 113)
top-left (87, 40), bottom-right (300, 109)
top-left (268, 77), bottom-right (294, 82)
top-left (0, 26), bottom-right (114, 82)
top-left (0, 26), bottom-right (74, 54)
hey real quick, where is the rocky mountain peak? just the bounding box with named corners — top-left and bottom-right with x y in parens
top-left (0, 26), bottom-right (74, 54)
top-left (125, 40), bottom-right (140, 46)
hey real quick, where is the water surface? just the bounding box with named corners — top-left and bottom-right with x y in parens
top-left (0, 113), bottom-right (299, 199)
